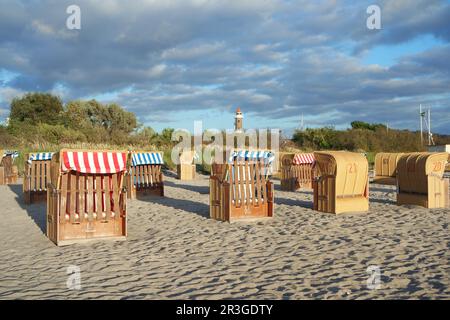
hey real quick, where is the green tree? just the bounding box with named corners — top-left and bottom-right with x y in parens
top-left (64, 99), bottom-right (138, 143)
top-left (9, 92), bottom-right (63, 125)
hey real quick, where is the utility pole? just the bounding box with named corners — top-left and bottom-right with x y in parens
top-left (419, 105), bottom-right (435, 147)
top-left (419, 104), bottom-right (423, 145)
top-left (428, 107), bottom-right (432, 146)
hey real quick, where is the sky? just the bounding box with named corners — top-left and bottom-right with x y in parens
top-left (0, 0), bottom-right (449, 136)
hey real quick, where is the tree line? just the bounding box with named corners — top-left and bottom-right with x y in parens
top-left (1, 92), bottom-right (174, 147)
top-left (292, 122), bottom-right (450, 153)
top-left (1, 92), bottom-right (449, 153)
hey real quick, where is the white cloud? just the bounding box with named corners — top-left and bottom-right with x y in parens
top-left (0, 0), bottom-right (449, 133)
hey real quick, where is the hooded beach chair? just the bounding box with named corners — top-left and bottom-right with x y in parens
top-left (23, 152), bottom-right (54, 204)
top-left (313, 151), bottom-right (369, 214)
top-left (127, 151), bottom-right (164, 199)
top-left (280, 153), bottom-right (316, 191)
top-left (46, 149), bottom-right (128, 246)
top-left (396, 152), bottom-right (449, 208)
top-left (373, 152), bottom-right (404, 185)
top-left (177, 150), bottom-right (197, 180)
top-left (0, 150), bottom-right (19, 185)
top-left (210, 150), bottom-right (274, 222)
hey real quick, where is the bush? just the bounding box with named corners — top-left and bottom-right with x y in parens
top-left (293, 125), bottom-right (427, 153)
top-left (36, 124), bottom-right (87, 144)
top-left (0, 125), bottom-right (20, 146)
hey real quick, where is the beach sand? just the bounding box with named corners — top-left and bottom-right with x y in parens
top-left (0, 174), bottom-right (448, 299)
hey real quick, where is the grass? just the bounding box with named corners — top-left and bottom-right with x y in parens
top-left (7, 142), bottom-right (379, 177)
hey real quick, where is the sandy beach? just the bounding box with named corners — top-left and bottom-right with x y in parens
top-left (0, 173), bottom-right (448, 300)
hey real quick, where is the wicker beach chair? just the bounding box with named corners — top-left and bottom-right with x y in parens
top-left (397, 152), bottom-right (449, 208)
top-left (23, 152), bottom-right (54, 204)
top-left (280, 153), bottom-right (316, 191)
top-left (0, 150), bottom-right (19, 185)
top-left (46, 149), bottom-right (128, 246)
top-left (177, 150), bottom-right (197, 181)
top-left (313, 151), bottom-right (369, 214)
top-left (373, 152), bottom-right (404, 186)
top-left (127, 151), bottom-right (164, 199)
top-left (210, 150), bottom-right (274, 222)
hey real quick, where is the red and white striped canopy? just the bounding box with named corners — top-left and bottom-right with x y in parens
top-left (61, 151), bottom-right (127, 174)
top-left (293, 153), bottom-right (315, 165)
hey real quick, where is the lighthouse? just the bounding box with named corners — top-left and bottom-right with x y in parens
top-left (234, 107), bottom-right (243, 132)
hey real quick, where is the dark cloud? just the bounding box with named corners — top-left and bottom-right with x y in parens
top-left (0, 0), bottom-right (449, 133)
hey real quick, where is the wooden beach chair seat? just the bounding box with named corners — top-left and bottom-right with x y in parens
top-left (0, 150), bottom-right (19, 185)
top-left (23, 152), bottom-right (54, 204)
top-left (127, 151), bottom-right (164, 199)
top-left (210, 150), bottom-right (274, 222)
top-left (280, 153), bottom-right (315, 191)
top-left (397, 152), bottom-right (449, 208)
top-left (46, 149), bottom-right (128, 246)
top-left (373, 152), bottom-right (404, 185)
top-left (313, 151), bottom-right (369, 214)
top-left (177, 150), bottom-right (197, 180)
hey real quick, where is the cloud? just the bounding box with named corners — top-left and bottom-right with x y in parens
top-left (0, 0), bottom-right (449, 133)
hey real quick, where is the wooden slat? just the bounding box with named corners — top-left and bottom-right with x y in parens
top-left (138, 165), bottom-right (143, 186)
top-left (118, 171), bottom-right (124, 189)
top-left (152, 165), bottom-right (157, 185)
top-left (43, 161), bottom-right (48, 189)
top-left (31, 161), bottom-right (36, 191)
top-left (105, 175), bottom-right (112, 220)
top-left (151, 164), bottom-right (156, 186)
top-left (24, 161), bottom-right (30, 194)
top-left (238, 163), bottom-right (245, 206)
top-left (255, 162), bottom-right (262, 205)
top-left (143, 164), bottom-right (148, 186)
top-left (250, 163), bottom-right (256, 207)
top-left (69, 173), bottom-right (76, 223)
top-left (60, 174), bottom-right (68, 223)
top-left (135, 165), bottom-right (140, 187)
top-left (233, 161), bottom-right (239, 207)
top-left (156, 165), bottom-right (161, 184)
top-left (244, 162), bottom-right (251, 207)
top-left (223, 182), bottom-right (230, 221)
top-left (96, 175), bottom-right (102, 220)
top-left (39, 162), bottom-right (44, 190)
top-left (112, 174), bottom-right (119, 216)
top-left (87, 175), bottom-right (94, 221)
top-left (261, 162), bottom-right (267, 204)
top-left (78, 172), bottom-right (84, 223)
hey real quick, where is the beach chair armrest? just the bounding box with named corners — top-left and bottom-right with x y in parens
top-left (266, 181), bottom-right (274, 203)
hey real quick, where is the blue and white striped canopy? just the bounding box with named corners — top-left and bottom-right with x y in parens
top-left (132, 152), bottom-right (164, 166)
top-left (3, 150), bottom-right (19, 159)
top-left (228, 150), bottom-right (275, 164)
top-left (28, 152), bottom-right (54, 163)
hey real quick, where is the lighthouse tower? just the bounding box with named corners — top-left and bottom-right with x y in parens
top-left (234, 107), bottom-right (243, 132)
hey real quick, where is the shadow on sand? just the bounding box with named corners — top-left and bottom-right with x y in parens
top-left (369, 185), bottom-right (397, 193)
top-left (273, 183), bottom-right (314, 195)
top-left (8, 183), bottom-right (47, 234)
top-left (146, 195), bottom-right (210, 218)
top-left (275, 196), bottom-right (313, 209)
top-left (369, 197), bottom-right (397, 205)
top-left (164, 180), bottom-right (210, 194)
